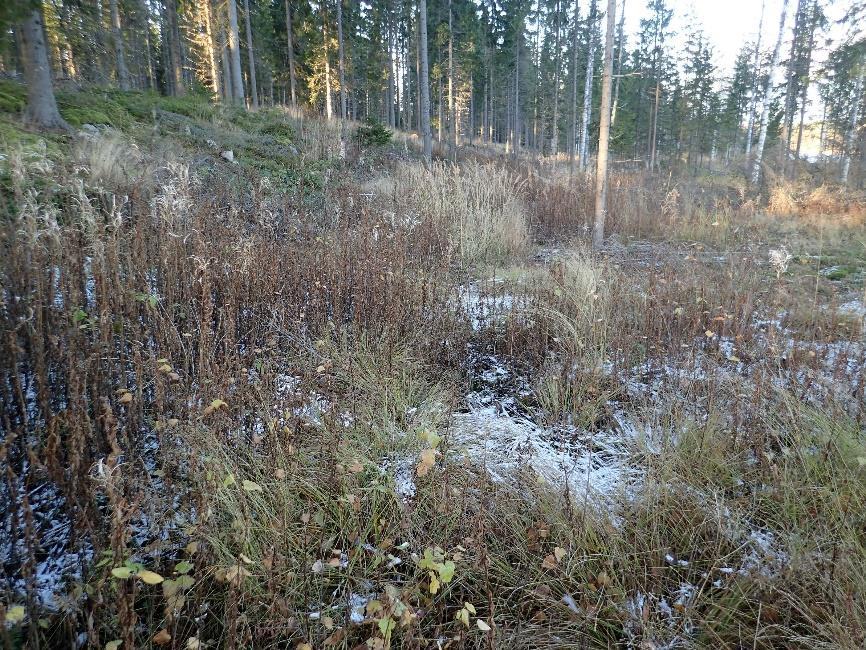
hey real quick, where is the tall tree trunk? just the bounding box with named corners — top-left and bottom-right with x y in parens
top-left (242, 0), bottom-right (258, 108)
top-left (578, 0), bottom-right (598, 172)
top-left (448, 0), bottom-right (456, 159)
top-left (336, 0), bottom-right (348, 156)
top-left (569, 0), bottom-right (580, 175)
top-left (550, 0), bottom-right (563, 155)
top-left (752, 0), bottom-right (789, 185)
top-left (227, 0), bottom-right (245, 104)
top-left (387, 5), bottom-right (396, 128)
top-left (649, 81), bottom-right (660, 170)
top-left (323, 15), bottom-right (333, 120)
top-left (222, 44), bottom-right (234, 101)
top-left (745, 0), bottom-right (766, 156)
top-left (513, 19), bottom-right (521, 158)
top-left (794, 0), bottom-right (818, 163)
top-left (419, 0), bottom-right (433, 166)
top-left (110, 0), bottom-right (131, 90)
top-left (20, 7), bottom-right (69, 131)
top-left (201, 0), bottom-right (221, 97)
top-left (610, 0), bottom-right (625, 127)
top-left (166, 0), bottom-right (185, 95)
top-left (779, 0), bottom-right (805, 172)
top-left (594, 0), bottom-right (616, 248)
top-left (285, 0), bottom-right (298, 107)
top-left (841, 70), bottom-right (864, 185)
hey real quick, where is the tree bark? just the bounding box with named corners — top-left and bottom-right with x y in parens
top-left (550, 0), bottom-right (563, 155)
top-left (242, 0), bottom-right (259, 109)
top-left (419, 0), bottom-right (433, 166)
top-left (336, 0), bottom-right (348, 157)
top-left (110, 0), bottom-right (131, 90)
top-left (841, 70), bottom-right (864, 185)
top-left (745, 0), bottom-right (766, 156)
top-left (752, 0), bottom-right (789, 185)
top-left (20, 7), bottom-right (69, 131)
top-left (227, 0), bottom-right (245, 104)
top-left (448, 0), bottom-right (456, 159)
top-left (569, 0), bottom-right (580, 175)
top-left (594, 0), bottom-right (616, 248)
top-left (579, 0), bottom-right (598, 172)
top-left (201, 0), bottom-right (221, 97)
top-left (610, 0), bottom-right (625, 127)
top-left (285, 0), bottom-right (298, 107)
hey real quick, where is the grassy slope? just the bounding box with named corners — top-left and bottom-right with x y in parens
top-left (0, 84), bottom-right (865, 650)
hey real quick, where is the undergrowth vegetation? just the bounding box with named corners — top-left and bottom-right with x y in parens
top-left (1, 87), bottom-right (865, 649)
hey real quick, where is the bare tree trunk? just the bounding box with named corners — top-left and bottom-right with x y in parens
top-left (323, 16), bottom-right (333, 120)
top-left (448, 0), bottom-right (456, 159)
top-left (550, 0), bottom-right (563, 155)
top-left (222, 44), bottom-right (234, 101)
top-left (419, 0), bottom-right (433, 166)
top-left (794, 0), bottom-right (818, 163)
top-left (594, 0), bottom-right (616, 248)
top-left (285, 0), bottom-right (297, 107)
top-left (610, 0), bottom-right (625, 127)
top-left (752, 0), bottom-right (789, 185)
top-left (110, 0), bottom-right (131, 90)
top-left (336, 0), bottom-right (348, 157)
top-left (166, 0), bottom-right (185, 95)
top-left (227, 0), bottom-right (245, 104)
top-left (569, 0), bottom-right (580, 175)
top-left (579, 0), bottom-right (598, 172)
top-left (242, 0), bottom-right (258, 109)
top-left (841, 71), bottom-right (864, 185)
top-left (201, 0), bottom-right (221, 97)
top-left (649, 81), bottom-right (660, 170)
top-left (779, 0), bottom-right (805, 172)
top-left (745, 0), bottom-right (766, 156)
top-left (20, 8), bottom-right (69, 131)
top-left (387, 6), bottom-right (396, 128)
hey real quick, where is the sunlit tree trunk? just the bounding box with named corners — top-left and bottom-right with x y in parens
top-left (448, 0), bottom-right (456, 159)
top-left (285, 0), bottom-right (297, 107)
top-left (610, 0), bottom-right (625, 127)
top-left (227, 0), bottom-right (245, 104)
top-left (20, 7), bottom-right (69, 131)
top-left (166, 0), bottom-right (185, 95)
top-left (419, 0), bottom-right (433, 166)
top-left (752, 0), bottom-right (789, 185)
top-left (323, 15), bottom-right (333, 120)
top-left (794, 0), bottom-right (818, 162)
top-left (243, 0), bottom-right (258, 109)
top-left (201, 0), bottom-right (221, 97)
top-left (594, 0), bottom-right (616, 248)
top-left (336, 0), bottom-right (348, 157)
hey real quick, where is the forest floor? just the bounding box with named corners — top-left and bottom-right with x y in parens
top-left (1, 85), bottom-right (866, 649)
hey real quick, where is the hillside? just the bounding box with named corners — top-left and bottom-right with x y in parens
top-left (1, 83), bottom-right (865, 649)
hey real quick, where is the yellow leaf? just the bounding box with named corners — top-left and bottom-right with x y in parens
top-left (5, 605), bottom-right (25, 624)
top-left (464, 602), bottom-right (476, 615)
top-left (242, 479), bottom-right (263, 492)
top-left (185, 638), bottom-right (202, 650)
top-left (105, 641), bottom-right (122, 650)
top-left (119, 392), bottom-right (133, 404)
top-left (705, 330), bottom-right (714, 338)
top-left (428, 573), bottom-right (440, 594)
top-left (553, 547), bottom-right (566, 563)
top-left (111, 566), bottom-right (134, 579)
top-left (137, 570), bottom-right (164, 585)
top-left (477, 619), bottom-right (491, 631)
